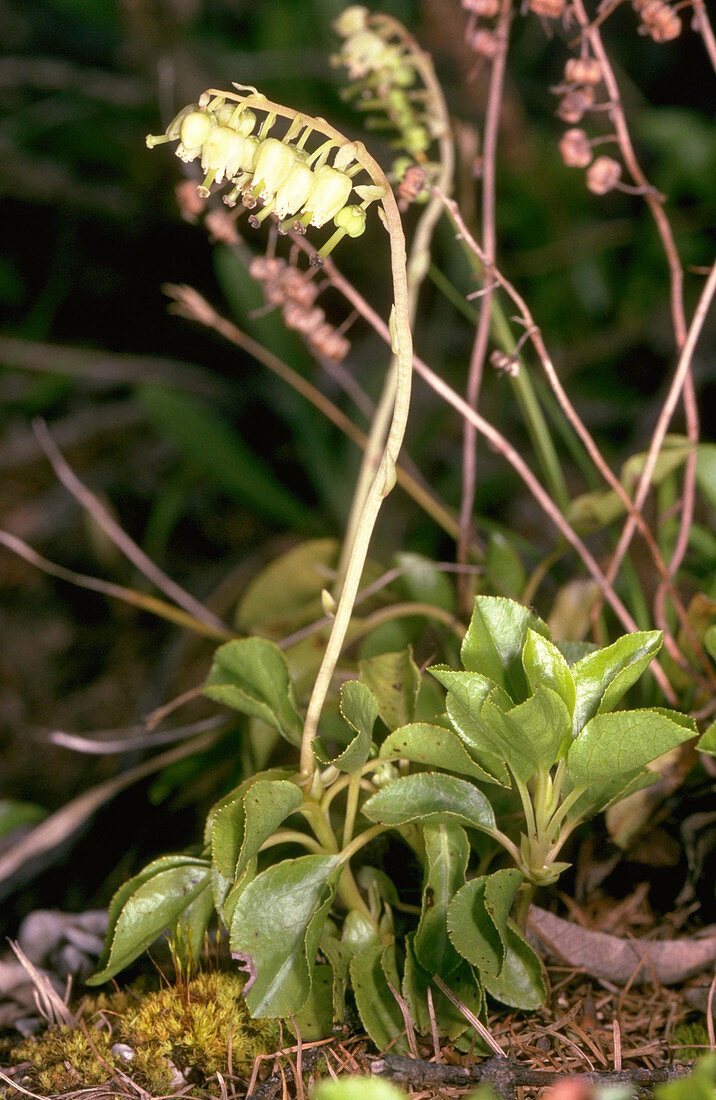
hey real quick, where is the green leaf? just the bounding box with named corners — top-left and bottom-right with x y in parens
top-left (697, 721), bottom-right (716, 756)
top-left (203, 638), bottom-right (304, 746)
top-left (567, 435), bottom-right (693, 535)
top-left (312, 1076), bottom-right (408, 1100)
top-left (565, 769), bottom-right (657, 822)
top-left (313, 680), bottom-right (378, 772)
top-left (0, 799), bottom-right (47, 840)
top-left (359, 648), bottom-right (421, 731)
top-left (88, 858), bottom-right (211, 984)
top-left (220, 860), bottom-right (256, 930)
top-left (704, 625), bottom-right (716, 664)
top-left (362, 773), bottom-right (496, 833)
top-left (172, 881), bottom-right (215, 971)
top-left (319, 933), bottom-right (351, 1023)
top-left (621, 434), bottom-right (693, 495)
top-left (236, 539), bottom-right (340, 636)
top-left (138, 385), bottom-right (318, 534)
top-left (484, 687), bottom-right (573, 776)
top-left (203, 767), bottom-right (293, 849)
top-left (229, 854), bottom-right (339, 1017)
top-left (570, 630), bottom-right (663, 734)
top-left (380, 722), bottom-right (503, 785)
top-left (567, 708), bottom-right (695, 788)
top-left (446, 680), bottom-right (545, 783)
top-left (522, 630), bottom-right (575, 716)
top-left (566, 488), bottom-right (626, 534)
top-left (288, 963), bottom-right (334, 1040)
top-left (428, 668), bottom-right (510, 784)
top-left (654, 1053), bottom-right (716, 1100)
top-left (481, 923), bottom-right (546, 1009)
top-left (341, 908), bottom-right (381, 956)
top-left (402, 937), bottom-right (484, 1042)
top-left (415, 824), bottom-right (469, 975)
top-left (237, 779), bottom-right (303, 877)
top-left (460, 596), bottom-right (550, 703)
top-left (447, 869), bottom-right (522, 977)
top-left (485, 532), bottom-right (526, 599)
top-left (696, 444), bottom-right (716, 510)
top-left (393, 551), bottom-right (456, 612)
top-left (349, 943), bottom-right (409, 1054)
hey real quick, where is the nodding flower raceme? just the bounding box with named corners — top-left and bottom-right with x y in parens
top-left (146, 92), bottom-right (387, 261)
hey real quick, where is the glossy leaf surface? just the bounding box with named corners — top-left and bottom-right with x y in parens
top-left (204, 638), bottom-right (304, 746)
top-left (229, 854), bottom-right (339, 1017)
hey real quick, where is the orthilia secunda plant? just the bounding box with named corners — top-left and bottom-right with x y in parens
top-left (147, 80), bottom-right (415, 793)
top-left (146, 85), bottom-right (388, 265)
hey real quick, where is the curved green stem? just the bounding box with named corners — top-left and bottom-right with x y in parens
top-left (259, 830), bottom-right (325, 854)
top-left (334, 10), bottom-right (455, 591)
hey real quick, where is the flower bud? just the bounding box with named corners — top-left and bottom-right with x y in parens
top-left (586, 155), bottom-right (621, 195)
top-left (333, 5), bottom-right (369, 36)
top-left (339, 30), bottom-right (392, 78)
top-left (146, 103), bottom-right (200, 148)
top-left (333, 205), bottom-right (367, 237)
top-left (402, 124), bottom-right (430, 155)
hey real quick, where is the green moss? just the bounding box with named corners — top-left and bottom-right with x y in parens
top-left (11, 970), bottom-right (282, 1095)
top-left (672, 1021), bottom-right (711, 1060)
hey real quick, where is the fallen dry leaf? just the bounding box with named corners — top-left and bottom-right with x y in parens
top-left (528, 906), bottom-right (716, 985)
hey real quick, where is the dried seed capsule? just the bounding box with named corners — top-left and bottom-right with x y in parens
top-left (463, 0), bottom-right (501, 14)
top-left (556, 85), bottom-right (596, 124)
top-left (283, 302), bottom-right (326, 334)
top-left (249, 256), bottom-right (286, 282)
top-left (281, 268), bottom-right (320, 307)
top-left (468, 29), bottom-right (500, 58)
top-left (310, 323), bottom-right (350, 362)
top-left (586, 155), bottom-right (621, 194)
top-left (564, 57), bottom-right (602, 84)
top-left (559, 128), bottom-right (592, 168)
top-left (638, 0), bottom-right (681, 39)
top-left (528, 0), bottom-right (566, 17)
top-left (398, 164), bottom-right (427, 206)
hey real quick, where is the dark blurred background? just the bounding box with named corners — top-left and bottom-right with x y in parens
top-left (0, 0), bottom-right (714, 932)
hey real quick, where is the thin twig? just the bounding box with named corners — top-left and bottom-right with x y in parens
top-left (164, 284), bottom-right (461, 544)
top-left (458, 0), bottom-right (513, 612)
top-left (32, 418), bottom-right (231, 635)
top-left (442, 200), bottom-right (715, 687)
top-left (0, 529), bottom-right (233, 641)
top-left (691, 0), bottom-right (716, 72)
top-left (569, 0), bottom-right (701, 628)
top-left (319, 252), bottom-right (679, 703)
top-left (46, 714), bottom-right (227, 755)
